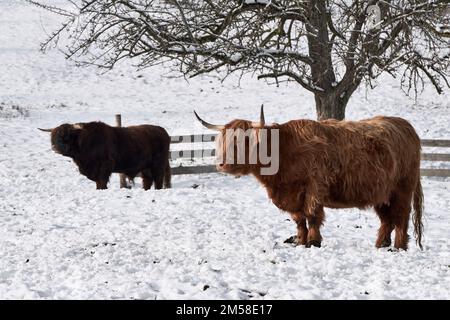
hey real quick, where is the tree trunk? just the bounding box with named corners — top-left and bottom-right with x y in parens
top-left (305, 1), bottom-right (345, 121)
top-left (315, 93), bottom-right (348, 121)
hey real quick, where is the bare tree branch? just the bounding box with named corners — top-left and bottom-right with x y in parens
top-left (27, 0), bottom-right (450, 120)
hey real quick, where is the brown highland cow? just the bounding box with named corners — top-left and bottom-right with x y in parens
top-left (195, 106), bottom-right (423, 250)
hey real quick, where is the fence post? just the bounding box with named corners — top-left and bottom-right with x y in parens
top-left (115, 114), bottom-right (128, 189)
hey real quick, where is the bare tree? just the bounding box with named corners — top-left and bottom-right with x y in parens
top-left (29, 0), bottom-right (449, 120)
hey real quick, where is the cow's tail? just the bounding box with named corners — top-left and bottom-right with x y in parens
top-left (413, 175), bottom-right (424, 250)
top-left (163, 160), bottom-right (172, 189)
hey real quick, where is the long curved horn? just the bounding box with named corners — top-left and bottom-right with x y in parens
top-left (38, 128), bottom-right (53, 132)
top-left (260, 104), bottom-right (265, 126)
top-left (251, 104), bottom-right (265, 127)
top-left (194, 111), bottom-right (225, 131)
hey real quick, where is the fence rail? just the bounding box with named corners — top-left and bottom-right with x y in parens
top-left (421, 139), bottom-right (450, 147)
top-left (171, 165), bottom-right (217, 175)
top-left (421, 153), bottom-right (450, 161)
top-left (171, 149), bottom-right (215, 160)
top-left (171, 135), bottom-right (450, 148)
top-left (170, 135), bottom-right (450, 177)
top-left (420, 169), bottom-right (450, 177)
top-left (113, 113), bottom-right (449, 186)
top-left (171, 134), bottom-right (216, 144)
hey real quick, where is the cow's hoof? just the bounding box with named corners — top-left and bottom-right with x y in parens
top-left (377, 239), bottom-right (391, 248)
top-left (284, 235), bottom-right (298, 245)
top-left (306, 240), bottom-right (321, 248)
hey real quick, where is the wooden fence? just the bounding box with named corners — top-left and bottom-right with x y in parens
top-left (417, 139), bottom-right (450, 177)
top-left (114, 115), bottom-right (450, 181)
top-left (169, 133), bottom-right (450, 177)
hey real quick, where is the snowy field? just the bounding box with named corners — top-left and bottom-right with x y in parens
top-left (0, 1), bottom-right (449, 299)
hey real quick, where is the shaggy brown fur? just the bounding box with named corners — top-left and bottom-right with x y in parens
top-left (41, 122), bottom-right (171, 190)
top-left (216, 116), bottom-right (423, 250)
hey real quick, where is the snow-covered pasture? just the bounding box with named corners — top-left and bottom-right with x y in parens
top-left (0, 1), bottom-right (449, 299)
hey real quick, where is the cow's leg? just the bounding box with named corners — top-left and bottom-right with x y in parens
top-left (95, 174), bottom-right (110, 190)
top-left (285, 213), bottom-right (308, 246)
top-left (394, 214), bottom-right (410, 250)
top-left (150, 161), bottom-right (165, 190)
top-left (306, 205), bottom-right (324, 248)
top-left (391, 191), bottom-right (413, 250)
top-left (96, 180), bottom-right (108, 190)
top-left (141, 169), bottom-right (153, 190)
top-left (142, 177), bottom-right (153, 190)
top-left (153, 173), bottom-right (164, 190)
top-left (374, 203), bottom-right (394, 248)
top-left (94, 165), bottom-right (112, 190)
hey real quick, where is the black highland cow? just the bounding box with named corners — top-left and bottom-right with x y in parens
top-left (39, 122), bottom-right (171, 190)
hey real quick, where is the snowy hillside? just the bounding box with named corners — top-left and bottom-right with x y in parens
top-left (0, 0), bottom-right (449, 299)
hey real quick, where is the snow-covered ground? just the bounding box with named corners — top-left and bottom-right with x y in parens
top-left (0, 0), bottom-right (449, 299)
